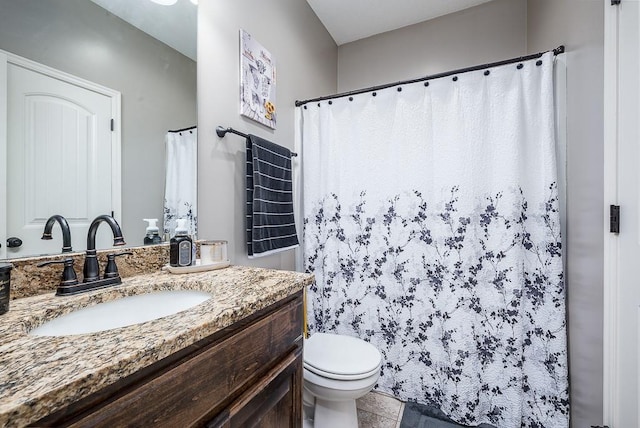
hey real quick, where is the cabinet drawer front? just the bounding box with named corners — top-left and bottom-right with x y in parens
top-left (207, 350), bottom-right (302, 428)
top-left (69, 296), bottom-right (303, 428)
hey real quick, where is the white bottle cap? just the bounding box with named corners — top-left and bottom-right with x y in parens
top-left (175, 218), bottom-right (189, 235)
top-left (143, 218), bottom-right (159, 234)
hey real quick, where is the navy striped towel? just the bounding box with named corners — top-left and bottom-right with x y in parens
top-left (246, 134), bottom-right (299, 258)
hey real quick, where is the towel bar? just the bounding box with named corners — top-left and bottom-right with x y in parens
top-left (216, 126), bottom-right (298, 157)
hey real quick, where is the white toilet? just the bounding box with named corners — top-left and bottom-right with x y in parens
top-left (303, 332), bottom-right (382, 428)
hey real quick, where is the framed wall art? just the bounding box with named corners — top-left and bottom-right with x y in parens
top-left (240, 29), bottom-right (276, 129)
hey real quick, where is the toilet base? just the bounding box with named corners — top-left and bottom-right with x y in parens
top-left (312, 398), bottom-right (358, 428)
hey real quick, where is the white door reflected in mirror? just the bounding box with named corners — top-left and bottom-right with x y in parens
top-left (1, 52), bottom-right (121, 259)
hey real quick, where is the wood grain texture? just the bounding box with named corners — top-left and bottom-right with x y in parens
top-left (31, 291), bottom-right (303, 428)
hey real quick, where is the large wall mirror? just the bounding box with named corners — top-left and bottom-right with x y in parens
top-left (0, 0), bottom-right (197, 259)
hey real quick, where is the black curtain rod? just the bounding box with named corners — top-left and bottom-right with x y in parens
top-left (295, 45), bottom-right (565, 107)
top-left (216, 126), bottom-right (298, 157)
top-left (168, 125), bottom-right (197, 133)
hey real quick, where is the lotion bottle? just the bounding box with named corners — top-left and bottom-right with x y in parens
top-left (143, 218), bottom-right (162, 245)
top-left (170, 219), bottom-right (193, 267)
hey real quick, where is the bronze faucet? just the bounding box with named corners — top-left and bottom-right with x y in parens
top-left (38, 215), bottom-right (130, 296)
top-left (41, 215), bottom-right (72, 253)
top-left (83, 215), bottom-right (126, 282)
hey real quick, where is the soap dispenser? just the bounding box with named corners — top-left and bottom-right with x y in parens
top-left (143, 218), bottom-right (162, 245)
top-left (170, 218), bottom-right (193, 267)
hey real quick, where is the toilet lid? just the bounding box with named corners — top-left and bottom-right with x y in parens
top-left (304, 333), bottom-right (381, 379)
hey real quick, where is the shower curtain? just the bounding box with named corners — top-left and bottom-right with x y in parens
top-left (163, 128), bottom-right (197, 238)
top-left (299, 52), bottom-right (568, 427)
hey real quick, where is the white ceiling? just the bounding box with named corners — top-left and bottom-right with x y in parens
top-left (89, 0), bottom-right (197, 61)
top-left (306, 0), bottom-right (496, 45)
top-left (86, 0), bottom-right (495, 60)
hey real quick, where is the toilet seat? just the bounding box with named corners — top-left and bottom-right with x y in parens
top-left (304, 333), bottom-right (382, 381)
top-left (304, 362), bottom-right (380, 381)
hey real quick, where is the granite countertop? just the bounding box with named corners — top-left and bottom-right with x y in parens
top-left (0, 265), bottom-right (314, 427)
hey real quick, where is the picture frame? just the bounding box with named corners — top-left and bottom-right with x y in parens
top-left (240, 29), bottom-right (277, 129)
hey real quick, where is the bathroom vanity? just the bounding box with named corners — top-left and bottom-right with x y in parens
top-left (0, 264), bottom-right (313, 427)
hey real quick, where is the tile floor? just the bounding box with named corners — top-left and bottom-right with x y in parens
top-left (356, 391), bottom-right (405, 428)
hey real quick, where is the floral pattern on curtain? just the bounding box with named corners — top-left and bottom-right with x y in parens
top-left (304, 187), bottom-right (567, 426)
top-left (300, 52), bottom-right (568, 427)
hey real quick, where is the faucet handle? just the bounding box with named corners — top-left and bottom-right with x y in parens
top-left (104, 252), bottom-right (133, 279)
top-left (37, 258), bottom-right (78, 286)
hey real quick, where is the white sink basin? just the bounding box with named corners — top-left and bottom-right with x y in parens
top-left (30, 290), bottom-right (212, 336)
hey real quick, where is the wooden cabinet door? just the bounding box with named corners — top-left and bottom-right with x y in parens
top-left (208, 349), bottom-right (303, 428)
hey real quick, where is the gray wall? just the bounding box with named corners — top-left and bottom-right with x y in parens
top-left (337, 0), bottom-right (527, 92)
top-left (0, 0), bottom-right (197, 246)
top-left (197, 0), bottom-right (337, 270)
top-left (527, 1), bottom-right (604, 427)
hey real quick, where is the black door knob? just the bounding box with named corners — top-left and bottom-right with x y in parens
top-left (7, 237), bottom-right (22, 248)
